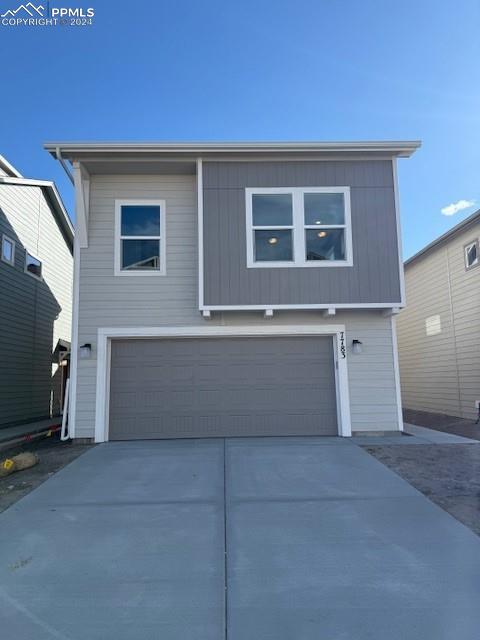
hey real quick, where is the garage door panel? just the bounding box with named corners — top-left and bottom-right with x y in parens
top-left (109, 337), bottom-right (338, 439)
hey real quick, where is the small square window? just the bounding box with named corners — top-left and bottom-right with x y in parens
top-left (464, 240), bottom-right (479, 270)
top-left (1, 235), bottom-right (15, 265)
top-left (25, 252), bottom-right (42, 279)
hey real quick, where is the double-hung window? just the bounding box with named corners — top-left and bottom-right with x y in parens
top-left (115, 200), bottom-right (166, 276)
top-left (246, 187), bottom-right (352, 267)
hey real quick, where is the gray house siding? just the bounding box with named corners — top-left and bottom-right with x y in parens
top-left (0, 184), bottom-right (73, 427)
top-left (73, 173), bottom-right (401, 438)
top-left (202, 161), bottom-right (401, 307)
top-left (397, 221), bottom-right (480, 420)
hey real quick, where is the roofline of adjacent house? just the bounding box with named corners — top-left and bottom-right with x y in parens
top-left (0, 175), bottom-right (74, 249)
top-left (405, 208), bottom-right (480, 267)
top-left (0, 154), bottom-right (22, 178)
top-left (44, 140), bottom-right (421, 159)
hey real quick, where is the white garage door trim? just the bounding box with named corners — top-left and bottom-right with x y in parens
top-left (94, 325), bottom-right (352, 442)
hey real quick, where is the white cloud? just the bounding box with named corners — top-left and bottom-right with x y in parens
top-left (441, 199), bottom-right (475, 216)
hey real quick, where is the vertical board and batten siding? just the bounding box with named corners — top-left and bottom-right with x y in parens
top-left (74, 174), bottom-right (401, 437)
top-left (202, 161), bottom-right (401, 306)
top-left (398, 221), bottom-right (480, 420)
top-left (0, 184), bottom-right (73, 426)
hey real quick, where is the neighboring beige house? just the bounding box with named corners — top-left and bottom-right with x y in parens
top-left (397, 209), bottom-right (480, 421)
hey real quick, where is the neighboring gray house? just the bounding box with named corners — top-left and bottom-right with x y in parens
top-left (0, 154), bottom-right (74, 429)
top-left (397, 209), bottom-right (480, 422)
top-left (45, 141), bottom-right (419, 442)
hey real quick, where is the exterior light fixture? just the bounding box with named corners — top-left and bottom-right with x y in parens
top-left (352, 339), bottom-right (363, 355)
top-left (317, 231), bottom-right (327, 238)
top-left (79, 343), bottom-right (92, 359)
top-left (268, 237), bottom-right (278, 244)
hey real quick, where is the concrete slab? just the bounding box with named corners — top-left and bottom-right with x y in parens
top-left (0, 441), bottom-right (225, 640)
top-left (351, 434), bottom-right (431, 445)
top-left (226, 438), bottom-right (418, 500)
top-left (404, 423), bottom-right (478, 444)
top-left (17, 439), bottom-right (225, 507)
top-left (226, 440), bottom-right (480, 640)
top-left (364, 442), bottom-right (480, 536)
top-left (2, 436), bottom-right (480, 640)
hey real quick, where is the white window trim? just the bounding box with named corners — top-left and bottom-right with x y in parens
top-left (24, 251), bottom-right (43, 280)
top-left (464, 239), bottom-right (479, 271)
top-left (93, 324), bottom-right (352, 443)
top-left (114, 199), bottom-right (166, 277)
top-left (245, 186), bottom-right (353, 268)
top-left (1, 234), bottom-right (15, 266)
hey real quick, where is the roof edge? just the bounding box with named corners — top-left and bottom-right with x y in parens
top-left (0, 176), bottom-right (74, 249)
top-left (405, 208), bottom-right (480, 267)
top-left (44, 140), bottom-right (421, 159)
top-left (0, 154), bottom-right (22, 178)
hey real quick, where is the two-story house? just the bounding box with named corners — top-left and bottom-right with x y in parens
top-left (397, 208), bottom-right (480, 423)
top-left (45, 141), bottom-right (419, 442)
top-left (0, 154), bottom-right (73, 430)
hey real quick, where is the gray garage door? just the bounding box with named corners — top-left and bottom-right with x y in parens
top-left (109, 336), bottom-right (338, 440)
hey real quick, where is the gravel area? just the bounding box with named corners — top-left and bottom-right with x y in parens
top-left (0, 436), bottom-right (92, 513)
top-left (363, 442), bottom-right (480, 536)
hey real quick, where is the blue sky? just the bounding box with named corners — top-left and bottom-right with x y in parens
top-left (0, 0), bottom-right (478, 258)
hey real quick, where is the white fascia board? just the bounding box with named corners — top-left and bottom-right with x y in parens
top-left (44, 140), bottom-right (421, 158)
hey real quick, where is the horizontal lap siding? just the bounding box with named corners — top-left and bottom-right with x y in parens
top-left (75, 175), bottom-right (200, 436)
top-left (0, 184), bottom-right (72, 426)
top-left (398, 221), bottom-right (480, 419)
top-left (202, 160), bottom-right (401, 306)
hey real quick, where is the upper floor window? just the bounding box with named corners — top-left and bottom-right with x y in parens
top-left (114, 200), bottom-right (166, 276)
top-left (246, 187), bottom-right (352, 268)
top-left (464, 239), bottom-right (478, 270)
top-left (1, 234), bottom-right (15, 266)
top-left (25, 252), bottom-right (42, 279)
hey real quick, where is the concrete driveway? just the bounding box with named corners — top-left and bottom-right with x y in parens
top-left (1, 437), bottom-right (479, 639)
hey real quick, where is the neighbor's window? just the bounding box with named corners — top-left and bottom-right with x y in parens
top-left (1, 234), bottom-right (15, 266)
top-left (246, 187), bottom-right (352, 267)
top-left (115, 201), bottom-right (166, 275)
top-left (464, 240), bottom-right (479, 270)
top-left (25, 252), bottom-right (42, 278)
top-left (425, 315), bottom-right (441, 336)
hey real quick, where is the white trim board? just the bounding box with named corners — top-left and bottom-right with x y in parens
top-left (197, 158), bottom-right (204, 311)
top-left (67, 234), bottom-right (82, 438)
top-left (200, 303), bottom-right (405, 311)
top-left (392, 159), bottom-right (406, 306)
top-left (94, 324), bottom-right (352, 443)
top-left (390, 315), bottom-right (404, 432)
